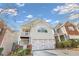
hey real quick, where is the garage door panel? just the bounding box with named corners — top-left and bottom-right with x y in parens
top-left (44, 40), bottom-right (53, 49)
top-left (32, 39), bottom-right (54, 50)
top-left (48, 40), bottom-right (53, 49)
top-left (32, 40), bottom-right (40, 50)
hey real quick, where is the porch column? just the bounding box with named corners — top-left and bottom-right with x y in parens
top-left (58, 34), bottom-right (61, 42)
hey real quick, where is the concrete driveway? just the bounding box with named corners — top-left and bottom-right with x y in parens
top-left (32, 49), bottom-right (79, 56)
top-left (32, 50), bottom-right (57, 56)
top-left (47, 49), bottom-right (79, 56)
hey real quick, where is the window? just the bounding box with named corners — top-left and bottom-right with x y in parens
top-left (0, 29), bottom-right (1, 32)
top-left (38, 28), bottom-right (48, 33)
top-left (68, 26), bottom-right (75, 31)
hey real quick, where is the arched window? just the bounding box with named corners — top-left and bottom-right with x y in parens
top-left (37, 28), bottom-right (48, 33)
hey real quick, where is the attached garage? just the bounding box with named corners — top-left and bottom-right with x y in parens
top-left (32, 39), bottom-right (55, 50)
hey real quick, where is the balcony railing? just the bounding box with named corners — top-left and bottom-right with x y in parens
top-left (20, 32), bottom-right (29, 37)
top-left (54, 32), bottom-right (64, 36)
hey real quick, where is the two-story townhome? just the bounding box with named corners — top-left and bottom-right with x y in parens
top-left (19, 18), bottom-right (55, 50)
top-left (0, 20), bottom-right (18, 55)
top-left (54, 21), bottom-right (79, 42)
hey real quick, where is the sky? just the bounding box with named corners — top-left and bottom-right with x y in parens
top-left (0, 3), bottom-right (79, 31)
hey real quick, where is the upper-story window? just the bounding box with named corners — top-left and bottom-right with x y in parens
top-left (0, 28), bottom-right (2, 32)
top-left (68, 26), bottom-right (75, 31)
top-left (37, 28), bottom-right (48, 33)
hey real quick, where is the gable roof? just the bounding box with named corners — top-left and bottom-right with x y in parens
top-left (64, 21), bottom-right (75, 27)
top-left (55, 21), bottom-right (76, 29)
top-left (55, 23), bottom-right (62, 29)
top-left (21, 18), bottom-right (53, 31)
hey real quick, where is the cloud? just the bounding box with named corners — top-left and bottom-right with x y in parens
top-left (16, 15), bottom-right (32, 24)
top-left (45, 19), bottom-right (52, 22)
top-left (0, 8), bottom-right (3, 12)
top-left (43, 18), bottom-right (52, 22)
top-left (69, 13), bottom-right (79, 20)
top-left (54, 20), bottom-right (59, 23)
top-left (53, 3), bottom-right (79, 14)
top-left (24, 19), bottom-right (28, 21)
top-left (16, 21), bottom-right (24, 23)
top-left (26, 14), bottom-right (33, 19)
top-left (16, 3), bottom-right (25, 7)
top-left (0, 8), bottom-right (18, 16)
top-left (53, 3), bottom-right (79, 20)
top-left (16, 19), bottom-right (28, 23)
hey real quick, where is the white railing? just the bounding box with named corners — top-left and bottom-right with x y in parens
top-left (54, 32), bottom-right (64, 36)
top-left (20, 32), bottom-right (29, 37)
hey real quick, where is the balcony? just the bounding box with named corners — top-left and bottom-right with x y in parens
top-left (56, 29), bottom-right (64, 35)
top-left (54, 32), bottom-right (64, 36)
top-left (20, 32), bottom-right (29, 37)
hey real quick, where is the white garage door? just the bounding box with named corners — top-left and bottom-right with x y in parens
top-left (32, 39), bottom-right (54, 50)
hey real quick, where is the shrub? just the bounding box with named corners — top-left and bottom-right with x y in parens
top-left (57, 41), bottom-right (64, 48)
top-left (56, 40), bottom-right (72, 48)
top-left (18, 48), bottom-right (31, 56)
top-left (10, 48), bottom-right (31, 56)
top-left (0, 48), bottom-right (3, 55)
top-left (56, 39), bottom-right (79, 48)
top-left (70, 39), bottom-right (78, 48)
top-left (62, 40), bottom-right (72, 48)
top-left (77, 45), bottom-right (79, 48)
top-left (25, 48), bottom-right (31, 55)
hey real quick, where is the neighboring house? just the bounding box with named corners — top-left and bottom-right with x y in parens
top-left (19, 18), bottom-right (55, 50)
top-left (77, 23), bottom-right (79, 31)
top-left (0, 20), bottom-right (18, 55)
top-left (54, 21), bottom-right (79, 42)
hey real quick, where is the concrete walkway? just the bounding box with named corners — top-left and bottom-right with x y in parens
top-left (32, 50), bottom-right (57, 56)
